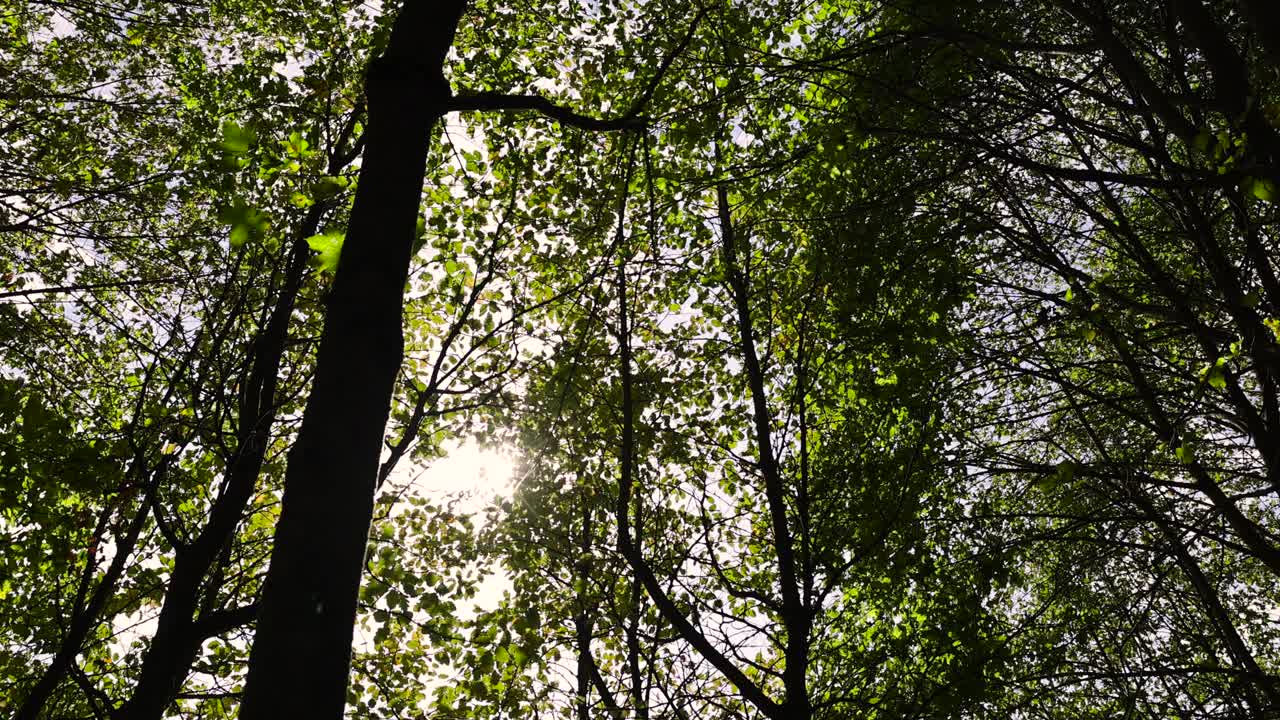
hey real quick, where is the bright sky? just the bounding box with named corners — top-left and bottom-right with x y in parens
top-left (405, 440), bottom-right (516, 515)
top-left (350, 442), bottom-right (517, 663)
top-left (416, 441), bottom-right (517, 610)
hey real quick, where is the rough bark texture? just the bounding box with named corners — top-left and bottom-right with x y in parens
top-left (238, 2), bottom-right (467, 718)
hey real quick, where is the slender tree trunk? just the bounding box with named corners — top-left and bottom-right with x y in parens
top-left (716, 183), bottom-right (811, 720)
top-left (15, 477), bottom-right (155, 720)
top-left (1135, 492), bottom-right (1278, 713)
top-left (122, 200), bottom-right (323, 720)
top-left (612, 162), bottom-right (784, 720)
top-left (626, 499), bottom-right (647, 720)
top-left (575, 502), bottom-right (594, 720)
top-left (238, 3), bottom-right (466, 718)
top-left (18, 282), bottom-right (232, 720)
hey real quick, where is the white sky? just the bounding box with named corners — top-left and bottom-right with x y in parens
top-left (416, 441), bottom-right (517, 611)
top-left (402, 440), bottom-right (518, 609)
top-left (405, 440), bottom-right (516, 515)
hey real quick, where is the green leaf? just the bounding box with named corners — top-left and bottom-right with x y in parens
top-left (1191, 129), bottom-right (1213, 155)
top-left (508, 644), bottom-right (528, 665)
top-left (312, 176), bottom-right (350, 199)
top-left (1207, 366), bottom-right (1226, 390)
top-left (283, 130), bottom-right (310, 157)
top-left (306, 232), bottom-right (345, 274)
top-left (220, 121), bottom-right (255, 155)
top-left (1035, 461), bottom-right (1074, 492)
top-left (218, 199), bottom-right (270, 248)
top-left (1243, 176), bottom-right (1278, 202)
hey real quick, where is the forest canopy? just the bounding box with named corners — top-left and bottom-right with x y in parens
top-left (2, 0), bottom-right (1280, 718)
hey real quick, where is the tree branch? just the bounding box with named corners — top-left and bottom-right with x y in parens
top-left (447, 7), bottom-right (707, 131)
top-left (446, 92), bottom-right (647, 131)
top-left (0, 275), bottom-right (210, 302)
top-left (192, 603), bottom-right (259, 638)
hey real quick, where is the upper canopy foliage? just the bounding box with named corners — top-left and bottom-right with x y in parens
top-left (2, 0), bottom-right (1279, 718)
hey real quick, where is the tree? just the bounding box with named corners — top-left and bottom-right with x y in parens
top-left (853, 0), bottom-right (1280, 713)
top-left (240, 0), bottom-right (692, 715)
top-left (4, 3), bottom-right (373, 716)
top-left (6, 0), bottom-right (1280, 718)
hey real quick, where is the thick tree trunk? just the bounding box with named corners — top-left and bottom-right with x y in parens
top-left (238, 2), bottom-right (466, 718)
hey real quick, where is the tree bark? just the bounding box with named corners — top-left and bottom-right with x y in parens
top-left (237, 2), bottom-right (466, 718)
top-left (575, 502), bottom-right (594, 720)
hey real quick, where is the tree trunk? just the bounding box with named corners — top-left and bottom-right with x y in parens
top-left (238, 2), bottom-right (466, 718)
top-left (122, 204), bottom-right (318, 720)
top-left (716, 183), bottom-right (811, 720)
top-left (575, 502), bottom-right (594, 720)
